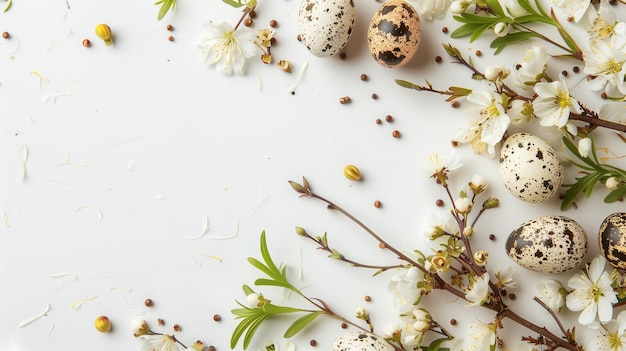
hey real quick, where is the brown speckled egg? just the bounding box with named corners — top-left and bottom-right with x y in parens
top-left (298, 0), bottom-right (356, 57)
top-left (333, 332), bottom-right (394, 351)
top-left (499, 133), bottom-right (564, 202)
top-left (506, 215), bottom-right (588, 273)
top-left (599, 212), bottom-right (626, 271)
top-left (367, 0), bottom-right (421, 68)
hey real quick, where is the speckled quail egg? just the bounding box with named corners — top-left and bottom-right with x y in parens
top-left (298, 0), bottom-right (356, 57)
top-left (332, 332), bottom-right (394, 351)
top-left (506, 215), bottom-right (588, 273)
top-left (599, 212), bottom-right (626, 271)
top-left (367, 0), bottom-right (421, 68)
top-left (499, 133), bottom-right (564, 203)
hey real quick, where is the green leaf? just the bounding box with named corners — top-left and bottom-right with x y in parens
top-left (3, 0), bottom-right (12, 12)
top-left (550, 9), bottom-right (581, 54)
top-left (451, 22), bottom-right (485, 39)
top-left (427, 338), bottom-right (450, 351)
top-left (243, 313), bottom-right (270, 349)
top-left (490, 31), bottom-right (539, 54)
top-left (484, 0), bottom-right (506, 16)
top-left (470, 23), bottom-right (493, 42)
top-left (284, 311), bottom-right (325, 338)
top-left (156, 0), bottom-right (175, 20)
top-left (223, 0), bottom-right (247, 7)
top-left (254, 278), bottom-right (296, 290)
top-left (395, 79), bottom-right (422, 90)
top-left (454, 13), bottom-right (501, 24)
top-left (328, 248), bottom-right (343, 259)
top-left (605, 185), bottom-right (626, 203)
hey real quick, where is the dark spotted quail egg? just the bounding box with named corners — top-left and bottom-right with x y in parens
top-left (367, 0), bottom-right (421, 68)
top-left (332, 332), bottom-right (394, 351)
top-left (506, 215), bottom-right (588, 273)
top-left (599, 212), bottom-right (626, 271)
top-left (499, 133), bottom-right (564, 203)
top-left (298, 0), bottom-right (356, 57)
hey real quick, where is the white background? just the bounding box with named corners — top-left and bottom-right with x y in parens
top-left (1, 0), bottom-right (624, 350)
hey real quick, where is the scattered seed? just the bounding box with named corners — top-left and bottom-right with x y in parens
top-left (341, 322), bottom-right (348, 329)
top-left (173, 324), bottom-right (181, 332)
top-left (392, 130), bottom-right (400, 138)
top-left (450, 319), bottom-right (457, 325)
top-left (379, 242), bottom-right (386, 249)
top-left (451, 100), bottom-right (460, 108)
top-left (166, 24), bottom-right (174, 31)
top-left (375, 118), bottom-right (382, 124)
top-left (451, 140), bottom-right (460, 147)
top-left (562, 70), bottom-right (568, 77)
top-left (475, 50), bottom-right (482, 56)
top-left (2, 31), bottom-right (9, 39)
top-left (442, 27), bottom-right (448, 33)
top-left (144, 298), bottom-right (154, 307)
top-left (567, 16), bottom-right (574, 22)
top-left (249, 10), bottom-right (257, 18)
top-left (573, 66), bottom-right (580, 73)
top-left (269, 19), bottom-right (278, 28)
top-left (297, 34), bottom-right (302, 41)
top-left (168, 36), bottom-right (174, 42)
top-left (213, 314), bottom-right (221, 322)
top-left (385, 115), bottom-right (393, 122)
top-left (244, 18), bottom-right (253, 26)
top-left (509, 293), bottom-right (516, 300)
top-left (208, 346), bottom-right (216, 351)
top-left (339, 52), bottom-right (347, 60)
top-left (157, 318), bottom-right (164, 326)
top-left (310, 340), bottom-right (317, 347)
top-left (601, 92), bottom-right (608, 99)
top-left (435, 199), bottom-right (444, 207)
top-left (270, 37), bottom-right (276, 45)
top-left (489, 234), bottom-right (496, 241)
top-left (364, 295), bottom-right (372, 302)
top-left (515, 64), bottom-right (521, 70)
top-left (360, 73), bottom-right (368, 81)
top-left (435, 55), bottom-right (442, 63)
top-left (374, 200), bottom-right (382, 208)
top-left (82, 39), bottom-right (91, 47)
top-left (371, 93), bottom-right (378, 99)
top-left (339, 96), bottom-right (351, 104)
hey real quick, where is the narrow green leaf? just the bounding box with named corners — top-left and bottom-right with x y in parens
top-left (427, 338), bottom-right (450, 351)
top-left (484, 0), bottom-right (506, 16)
top-left (248, 257), bottom-right (277, 279)
top-left (605, 184), bottom-right (626, 203)
top-left (454, 13), bottom-right (501, 24)
top-left (284, 311), bottom-right (325, 338)
top-left (242, 285), bottom-right (255, 296)
top-left (223, 0), bottom-right (247, 7)
top-left (3, 0), bottom-right (12, 12)
top-left (260, 231), bottom-right (281, 273)
top-left (328, 248), bottom-right (343, 259)
top-left (231, 310), bottom-right (263, 349)
top-left (451, 23), bottom-right (484, 39)
top-left (395, 79), bottom-right (422, 90)
top-left (243, 313), bottom-right (271, 349)
top-left (490, 31), bottom-right (539, 54)
top-left (469, 23), bottom-right (492, 42)
top-left (254, 278), bottom-right (295, 290)
top-left (156, 0), bottom-right (175, 20)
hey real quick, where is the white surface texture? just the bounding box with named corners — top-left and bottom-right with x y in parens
top-left (1, 1), bottom-right (625, 351)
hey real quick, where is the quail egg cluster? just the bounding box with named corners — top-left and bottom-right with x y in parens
top-left (599, 212), bottom-right (626, 271)
top-left (332, 332), bottom-right (394, 351)
top-left (367, 0), bottom-right (421, 68)
top-left (499, 133), bottom-right (564, 203)
top-left (297, 0), bottom-right (356, 57)
top-left (505, 215), bottom-right (588, 273)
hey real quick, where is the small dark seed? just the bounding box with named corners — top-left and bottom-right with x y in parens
top-left (166, 24), bottom-right (174, 31)
top-left (270, 19), bottom-right (278, 28)
top-left (249, 10), bottom-right (257, 18)
top-left (509, 293), bottom-right (516, 300)
top-left (435, 56), bottom-right (442, 63)
top-left (144, 298), bottom-right (154, 307)
top-left (601, 92), bottom-right (608, 99)
top-left (442, 27), bottom-right (448, 33)
top-left (489, 234), bottom-right (496, 241)
top-left (310, 340), bottom-right (317, 347)
top-left (515, 64), bottom-right (522, 70)
top-left (2, 31), bottom-right (9, 39)
top-left (157, 318), bottom-right (164, 326)
top-left (573, 66), bottom-right (580, 73)
top-left (341, 322), bottom-right (348, 329)
top-left (82, 39), bottom-right (91, 47)
top-left (436, 199), bottom-right (444, 207)
top-left (297, 34), bottom-right (302, 41)
top-left (270, 37), bottom-right (276, 45)
top-left (208, 346), bottom-right (216, 351)
top-left (451, 100), bottom-right (460, 108)
top-left (450, 319), bottom-right (457, 325)
top-left (213, 314), bottom-right (221, 322)
top-left (392, 130), bottom-right (400, 138)
top-left (168, 36), bottom-right (175, 41)
top-left (364, 295), bottom-right (372, 301)
top-left (374, 201), bottom-right (381, 208)
top-left (385, 115), bottom-right (393, 122)
top-left (360, 73), bottom-right (368, 81)
top-left (562, 70), bottom-right (568, 76)
top-left (371, 93), bottom-right (378, 100)
top-left (173, 324), bottom-right (181, 332)
top-left (244, 18), bottom-right (253, 26)
top-left (375, 118), bottom-right (382, 124)
top-left (475, 50), bottom-right (482, 56)
top-left (339, 52), bottom-right (347, 60)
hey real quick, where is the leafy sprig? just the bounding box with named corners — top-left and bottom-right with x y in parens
top-left (154, 0), bottom-right (175, 20)
top-left (561, 136), bottom-right (626, 210)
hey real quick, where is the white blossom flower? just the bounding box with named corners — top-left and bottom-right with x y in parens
top-left (388, 266), bottom-right (424, 313)
top-left (466, 89), bottom-right (511, 151)
top-left (585, 1), bottom-right (626, 47)
top-left (407, 0), bottom-right (449, 21)
top-left (449, 0), bottom-right (467, 14)
top-left (495, 265), bottom-right (517, 289)
top-left (532, 78), bottom-right (582, 129)
top-left (455, 197), bottom-right (473, 214)
top-left (583, 40), bottom-right (626, 94)
top-left (402, 321), bottom-right (426, 347)
top-left (132, 319), bottom-right (150, 337)
top-left (198, 21), bottom-right (258, 76)
top-left (466, 273), bottom-right (490, 306)
top-left (499, 0), bottom-right (529, 17)
top-left (606, 176), bottom-right (622, 190)
top-left (553, 0), bottom-right (592, 23)
top-left (484, 65), bottom-right (509, 81)
top-left (507, 99), bottom-right (532, 126)
top-left (578, 137), bottom-right (592, 158)
top-left (138, 334), bottom-right (181, 351)
top-left (423, 152), bottom-right (462, 178)
top-left (493, 22), bottom-right (511, 37)
top-left (511, 46), bottom-right (548, 93)
top-left (424, 212), bottom-right (457, 240)
top-left (455, 320), bottom-right (497, 351)
top-left (382, 323), bottom-right (402, 340)
top-left (536, 279), bottom-right (567, 312)
top-left (584, 310), bottom-right (626, 351)
top-left (566, 256), bottom-right (618, 325)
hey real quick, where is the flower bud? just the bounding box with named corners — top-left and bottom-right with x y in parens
top-left (606, 176), bottom-right (622, 190)
top-left (474, 251), bottom-right (488, 266)
top-left (455, 197), bottom-right (473, 214)
top-left (356, 306), bottom-right (368, 320)
top-left (449, 0), bottom-right (465, 14)
top-left (483, 197), bottom-right (500, 209)
top-left (295, 226), bottom-right (308, 236)
top-left (95, 315), bottom-right (112, 333)
top-left (577, 137), bottom-right (592, 158)
top-left (382, 323), bottom-right (402, 342)
top-left (469, 174), bottom-right (487, 194)
top-left (425, 226), bottom-right (444, 240)
top-left (493, 22), bottom-right (510, 37)
top-left (484, 65), bottom-right (509, 81)
top-left (247, 293), bottom-right (269, 308)
top-left (463, 226), bottom-right (473, 237)
top-left (95, 24), bottom-right (113, 46)
top-left (132, 319), bottom-right (150, 337)
top-left (508, 100), bottom-right (532, 126)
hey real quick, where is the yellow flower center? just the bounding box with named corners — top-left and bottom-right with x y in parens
top-left (608, 332), bottom-right (624, 350)
top-left (601, 58), bottom-right (625, 75)
top-left (556, 88), bottom-right (572, 109)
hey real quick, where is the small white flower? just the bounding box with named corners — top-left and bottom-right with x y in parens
top-left (583, 40), bottom-right (626, 94)
top-left (449, 0), bottom-right (466, 14)
top-left (382, 323), bottom-right (402, 339)
top-left (132, 319), bottom-right (150, 337)
top-left (553, 0), bottom-right (592, 23)
top-left (138, 334), bottom-right (181, 351)
top-left (532, 78), bottom-right (582, 129)
top-left (606, 176), bottom-right (622, 190)
top-left (511, 46), bottom-right (548, 93)
top-left (585, 0), bottom-right (626, 47)
top-left (493, 22), bottom-right (510, 37)
top-left (423, 152), bottom-right (462, 178)
top-left (495, 265), bottom-right (518, 289)
top-left (406, 0), bottom-right (449, 21)
top-left (356, 306), bottom-right (367, 319)
top-left (484, 65), bottom-right (509, 81)
top-left (458, 320), bottom-right (497, 351)
top-left (424, 212), bottom-right (457, 240)
top-left (466, 273), bottom-right (490, 306)
top-left (388, 266), bottom-right (424, 313)
top-left (247, 292), bottom-right (269, 308)
top-left (536, 279), bottom-right (567, 312)
top-left (455, 197), bottom-right (473, 214)
top-left (507, 99), bottom-right (532, 126)
top-left (578, 137), bottom-right (592, 158)
top-left (198, 21), bottom-right (258, 76)
top-left (584, 310), bottom-right (626, 351)
top-left (566, 256), bottom-right (618, 325)
top-left (465, 88), bottom-right (511, 154)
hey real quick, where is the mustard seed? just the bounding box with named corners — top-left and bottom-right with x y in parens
top-left (249, 10), bottom-right (257, 18)
top-left (213, 314), bottom-right (221, 322)
top-left (392, 130), bottom-right (400, 138)
top-left (489, 234), bottom-right (496, 241)
top-left (475, 50), bottom-right (482, 56)
top-left (562, 70), bottom-right (568, 76)
top-left (371, 93), bottom-right (378, 100)
top-left (450, 319), bottom-right (457, 325)
top-left (435, 55), bottom-right (442, 63)
top-left (144, 298), bottom-right (154, 307)
top-left (602, 92), bottom-right (608, 99)
top-left (442, 27), bottom-right (448, 33)
top-left (339, 96), bottom-right (351, 104)
top-left (157, 318), bottom-right (164, 326)
top-left (379, 242), bottom-right (386, 249)
top-left (310, 340), bottom-right (317, 346)
top-left (82, 39), bottom-right (91, 47)
top-left (269, 19), bottom-right (278, 28)
top-left (515, 64), bottom-right (522, 70)
top-left (436, 199), bottom-right (444, 207)
top-left (270, 37), bottom-right (276, 45)
top-left (375, 118), bottom-right (382, 124)
top-left (208, 346), bottom-right (216, 351)
top-left (168, 35), bottom-right (174, 41)
top-left (360, 73), bottom-right (368, 81)
top-left (244, 18), bottom-right (253, 26)
top-left (364, 295), bottom-right (372, 301)
top-left (451, 100), bottom-right (460, 108)
top-left (2, 31), bottom-right (9, 39)
top-left (341, 322), bottom-right (348, 329)
top-left (573, 66), bottom-right (580, 73)
top-left (385, 115), bottom-right (393, 122)
top-left (297, 34), bottom-right (302, 41)
top-left (166, 24), bottom-right (174, 31)
top-left (509, 293), bottom-right (516, 300)
top-left (339, 52), bottom-right (347, 60)
top-left (173, 324), bottom-right (181, 332)
top-left (374, 200), bottom-right (382, 208)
